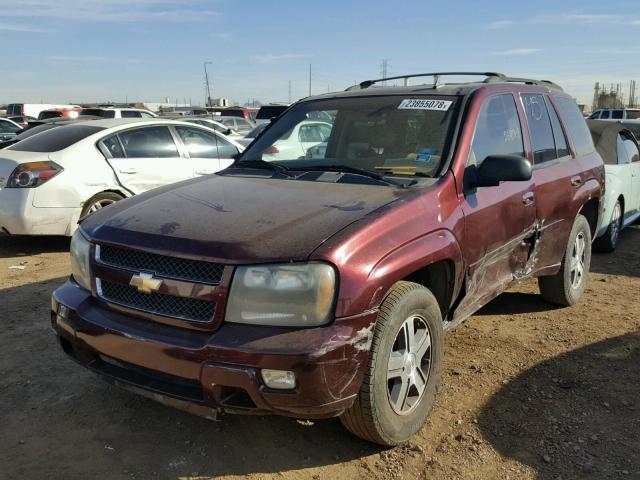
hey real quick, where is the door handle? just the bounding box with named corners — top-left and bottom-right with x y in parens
top-left (119, 168), bottom-right (138, 174)
top-left (570, 176), bottom-right (582, 187)
top-left (522, 191), bottom-right (535, 206)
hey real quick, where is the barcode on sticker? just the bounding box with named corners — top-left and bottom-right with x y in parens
top-left (398, 99), bottom-right (452, 111)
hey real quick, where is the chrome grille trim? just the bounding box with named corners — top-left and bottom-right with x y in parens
top-left (95, 244), bottom-right (224, 285)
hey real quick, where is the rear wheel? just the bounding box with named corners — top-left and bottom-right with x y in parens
top-left (538, 214), bottom-right (592, 306)
top-left (81, 192), bottom-right (124, 218)
top-left (340, 281), bottom-right (444, 446)
top-left (594, 199), bottom-right (622, 253)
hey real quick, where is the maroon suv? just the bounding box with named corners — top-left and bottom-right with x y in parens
top-left (52, 72), bottom-right (604, 446)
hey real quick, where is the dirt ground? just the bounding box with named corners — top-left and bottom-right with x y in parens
top-left (1, 227), bottom-right (638, 480)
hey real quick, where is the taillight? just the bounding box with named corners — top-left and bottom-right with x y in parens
top-left (7, 161), bottom-right (63, 188)
top-left (266, 146), bottom-right (280, 154)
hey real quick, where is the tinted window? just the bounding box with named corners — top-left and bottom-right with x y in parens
top-left (118, 126), bottom-right (179, 158)
top-left (521, 94), bottom-right (556, 163)
top-left (218, 118), bottom-right (236, 128)
top-left (7, 104), bottom-right (21, 115)
top-left (0, 120), bottom-right (21, 133)
top-left (556, 97), bottom-right (596, 156)
top-left (221, 110), bottom-right (244, 118)
top-left (257, 106), bottom-right (288, 120)
top-left (544, 96), bottom-right (570, 158)
top-left (102, 135), bottom-right (125, 158)
top-left (121, 110), bottom-right (142, 118)
top-left (175, 126), bottom-right (219, 159)
top-left (588, 111), bottom-right (601, 119)
top-left (600, 110), bottom-right (610, 119)
top-left (8, 125), bottom-right (105, 152)
top-left (80, 108), bottom-right (115, 118)
top-left (470, 94), bottom-right (524, 166)
top-left (246, 123), bottom-right (267, 139)
top-left (612, 110), bottom-right (624, 120)
top-left (140, 111), bottom-right (155, 118)
top-left (627, 111), bottom-right (640, 120)
top-left (38, 111), bottom-right (63, 120)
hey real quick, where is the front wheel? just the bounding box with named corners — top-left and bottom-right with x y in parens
top-left (538, 214), bottom-right (592, 306)
top-left (340, 281), bottom-right (444, 446)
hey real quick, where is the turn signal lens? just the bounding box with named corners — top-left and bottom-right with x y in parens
top-left (7, 161), bottom-right (63, 188)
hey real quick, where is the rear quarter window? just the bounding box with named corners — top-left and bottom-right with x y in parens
top-left (7, 125), bottom-right (105, 152)
top-left (555, 97), bottom-right (595, 157)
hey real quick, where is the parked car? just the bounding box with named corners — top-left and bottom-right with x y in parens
top-left (588, 108), bottom-right (640, 122)
top-left (51, 72), bottom-right (603, 446)
top-left (0, 118), bottom-right (23, 142)
top-left (37, 107), bottom-right (82, 120)
top-left (6, 103), bottom-right (77, 118)
top-left (80, 108), bottom-right (156, 119)
top-left (216, 116), bottom-right (255, 134)
top-left (0, 119), bottom-right (244, 235)
top-left (237, 123), bottom-right (268, 147)
top-left (179, 117), bottom-right (244, 142)
top-left (262, 120), bottom-right (332, 161)
top-left (6, 115), bottom-right (37, 128)
top-left (255, 104), bottom-right (290, 125)
top-left (588, 120), bottom-right (640, 251)
top-left (0, 117), bottom-right (103, 149)
top-left (220, 107), bottom-right (258, 121)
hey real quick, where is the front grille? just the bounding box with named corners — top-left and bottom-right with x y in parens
top-left (99, 280), bottom-right (216, 323)
top-left (98, 245), bottom-right (224, 285)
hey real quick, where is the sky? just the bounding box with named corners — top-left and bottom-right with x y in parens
top-left (2, 0), bottom-right (640, 107)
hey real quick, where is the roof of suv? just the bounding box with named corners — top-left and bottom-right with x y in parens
top-left (305, 72), bottom-right (567, 101)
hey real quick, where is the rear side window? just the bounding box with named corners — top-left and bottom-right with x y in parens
top-left (38, 111), bottom-right (63, 120)
top-left (544, 97), bottom-right (570, 158)
top-left (8, 125), bottom-right (105, 152)
top-left (81, 108), bottom-right (115, 118)
top-left (588, 111), bottom-right (601, 119)
top-left (600, 110), bottom-right (610, 119)
top-left (521, 94), bottom-right (556, 163)
top-left (257, 106), bottom-right (287, 120)
top-left (470, 94), bottom-right (524, 166)
top-left (0, 120), bottom-right (21, 133)
top-left (612, 110), bottom-right (624, 120)
top-left (118, 126), bottom-right (179, 158)
top-left (555, 97), bottom-right (596, 156)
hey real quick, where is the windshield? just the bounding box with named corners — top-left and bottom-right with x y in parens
top-left (240, 95), bottom-right (460, 178)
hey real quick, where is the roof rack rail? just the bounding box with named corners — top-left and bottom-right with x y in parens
top-left (347, 72), bottom-right (563, 92)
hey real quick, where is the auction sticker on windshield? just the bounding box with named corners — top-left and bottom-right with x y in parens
top-left (398, 99), bottom-right (452, 111)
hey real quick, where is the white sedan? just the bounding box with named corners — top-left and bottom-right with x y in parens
top-left (588, 120), bottom-right (640, 251)
top-left (0, 118), bottom-right (243, 236)
top-left (262, 120), bottom-right (332, 161)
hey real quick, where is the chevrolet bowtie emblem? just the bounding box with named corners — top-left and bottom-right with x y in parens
top-left (129, 272), bottom-right (162, 294)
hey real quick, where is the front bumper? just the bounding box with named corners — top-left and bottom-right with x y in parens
top-left (0, 187), bottom-right (80, 235)
top-left (51, 280), bottom-right (377, 419)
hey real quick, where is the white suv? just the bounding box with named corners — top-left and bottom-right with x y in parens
top-left (589, 108), bottom-right (640, 122)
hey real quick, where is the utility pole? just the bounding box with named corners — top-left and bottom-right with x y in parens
top-left (309, 64), bottom-right (312, 96)
top-left (381, 59), bottom-right (388, 85)
top-left (204, 61), bottom-right (213, 107)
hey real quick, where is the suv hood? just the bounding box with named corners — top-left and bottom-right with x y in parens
top-left (81, 174), bottom-right (408, 263)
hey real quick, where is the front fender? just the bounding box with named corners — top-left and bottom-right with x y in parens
top-left (365, 229), bottom-right (464, 311)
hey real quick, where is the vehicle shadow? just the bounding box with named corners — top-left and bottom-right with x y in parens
top-left (474, 291), bottom-right (559, 316)
top-left (478, 332), bottom-right (640, 479)
top-left (591, 224), bottom-right (640, 278)
top-left (0, 235), bottom-right (70, 257)
top-left (0, 278), bottom-right (380, 480)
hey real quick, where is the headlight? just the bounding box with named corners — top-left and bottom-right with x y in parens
top-left (226, 263), bottom-right (336, 327)
top-left (70, 228), bottom-right (92, 291)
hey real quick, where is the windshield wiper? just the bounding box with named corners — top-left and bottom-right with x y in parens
top-left (231, 159), bottom-right (295, 178)
top-left (295, 165), bottom-right (412, 187)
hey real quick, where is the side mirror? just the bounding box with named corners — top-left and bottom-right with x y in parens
top-left (225, 128), bottom-right (233, 135)
top-left (470, 155), bottom-right (532, 188)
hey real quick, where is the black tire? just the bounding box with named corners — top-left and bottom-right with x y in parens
top-left (594, 199), bottom-right (622, 253)
top-left (81, 192), bottom-right (124, 218)
top-left (340, 281), bottom-right (444, 446)
top-left (538, 214), bottom-right (592, 306)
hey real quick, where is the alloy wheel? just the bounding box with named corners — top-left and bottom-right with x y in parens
top-left (610, 202), bottom-right (622, 247)
top-left (569, 231), bottom-right (586, 289)
top-left (386, 314), bottom-right (432, 415)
